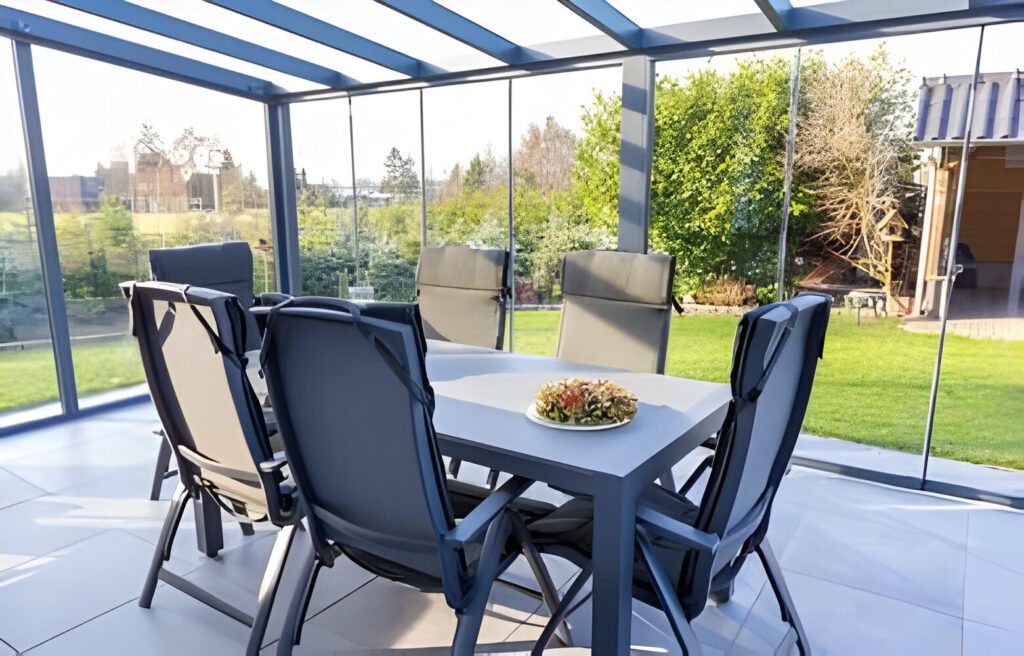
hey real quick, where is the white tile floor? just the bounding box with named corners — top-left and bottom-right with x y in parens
top-left (0, 402), bottom-right (1022, 655)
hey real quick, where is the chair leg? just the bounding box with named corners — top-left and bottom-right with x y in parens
top-left (531, 564), bottom-right (592, 656)
top-left (452, 513), bottom-right (513, 656)
top-left (756, 540), bottom-right (810, 656)
top-left (277, 543), bottom-right (319, 656)
top-left (637, 529), bottom-right (704, 656)
top-left (708, 577), bottom-right (735, 605)
top-left (508, 517), bottom-right (573, 648)
top-left (240, 522), bottom-right (256, 537)
top-left (150, 434), bottom-right (173, 501)
top-left (140, 484), bottom-right (190, 608)
top-left (245, 524), bottom-right (298, 656)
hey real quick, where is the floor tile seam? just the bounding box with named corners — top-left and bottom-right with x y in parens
top-left (723, 582), bottom-right (773, 655)
top-left (0, 526), bottom-right (128, 575)
top-left (18, 595), bottom-right (139, 653)
top-left (778, 566), bottom-right (967, 622)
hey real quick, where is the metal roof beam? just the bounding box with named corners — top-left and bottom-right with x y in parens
top-left (0, 7), bottom-right (282, 100)
top-left (205, 0), bottom-right (444, 78)
top-left (373, 0), bottom-right (544, 65)
top-left (49, 0), bottom-right (358, 88)
top-left (753, 0), bottom-right (792, 31)
top-left (556, 0), bottom-right (645, 49)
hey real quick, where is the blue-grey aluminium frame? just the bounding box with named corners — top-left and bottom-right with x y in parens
top-left (1, 1), bottom-right (1023, 511)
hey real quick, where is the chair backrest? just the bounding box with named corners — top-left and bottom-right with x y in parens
top-left (416, 245), bottom-right (509, 349)
top-left (149, 241), bottom-right (261, 351)
top-left (680, 293), bottom-right (830, 615)
top-left (126, 280), bottom-right (284, 522)
top-left (556, 250), bottom-right (676, 373)
top-left (260, 297), bottom-right (462, 596)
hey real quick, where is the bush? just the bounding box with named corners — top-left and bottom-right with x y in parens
top-left (693, 275), bottom-right (755, 306)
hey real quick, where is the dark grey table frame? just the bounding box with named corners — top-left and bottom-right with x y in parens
top-left (192, 344), bottom-right (730, 654)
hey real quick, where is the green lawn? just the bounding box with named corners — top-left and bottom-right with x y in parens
top-left (0, 336), bottom-right (145, 412)
top-left (512, 311), bottom-right (1024, 469)
top-left (3, 312), bottom-right (1023, 469)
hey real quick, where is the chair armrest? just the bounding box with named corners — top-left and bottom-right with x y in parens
top-left (636, 504), bottom-right (719, 553)
top-left (255, 292), bottom-right (293, 307)
top-left (259, 454), bottom-right (288, 474)
top-left (445, 475), bottom-right (534, 548)
top-left (677, 453), bottom-right (714, 496)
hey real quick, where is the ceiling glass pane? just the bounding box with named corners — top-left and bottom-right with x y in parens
top-left (609, 0), bottom-right (762, 28)
top-left (129, 0), bottom-right (402, 84)
top-left (435, 0), bottom-right (623, 56)
top-left (4, 0), bottom-right (321, 92)
top-left (280, 0), bottom-right (504, 72)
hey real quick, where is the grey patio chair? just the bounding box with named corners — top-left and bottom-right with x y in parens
top-left (125, 281), bottom-right (302, 656)
top-left (527, 293), bottom-right (831, 655)
top-left (146, 241), bottom-right (290, 501)
top-left (416, 244), bottom-right (510, 349)
top-left (259, 297), bottom-right (570, 655)
top-left (556, 249), bottom-right (676, 374)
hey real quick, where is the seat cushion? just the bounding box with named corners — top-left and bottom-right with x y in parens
top-left (528, 484), bottom-right (698, 604)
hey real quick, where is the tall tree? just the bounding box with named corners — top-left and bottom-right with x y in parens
top-left (795, 46), bottom-right (915, 290)
top-left (380, 147), bottom-right (420, 201)
top-left (515, 116), bottom-right (578, 193)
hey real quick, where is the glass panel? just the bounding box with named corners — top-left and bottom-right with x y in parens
top-left (130, 0), bottom-right (403, 84)
top-left (423, 80), bottom-right (508, 251)
top-left (292, 98), bottom-right (359, 297)
top-left (510, 67), bottom-right (621, 354)
top-left (349, 90), bottom-right (421, 302)
top-left (2, 0), bottom-right (322, 92)
top-left (0, 38), bottom-right (61, 427)
top-left (281, 0), bottom-right (503, 72)
top-left (926, 22), bottom-right (1024, 494)
top-left (609, 0), bottom-right (761, 27)
top-left (436, 0), bottom-right (621, 55)
top-left (780, 29), bottom-right (980, 479)
top-left (32, 48), bottom-right (275, 406)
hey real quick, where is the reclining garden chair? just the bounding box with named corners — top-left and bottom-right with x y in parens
top-left (126, 281), bottom-right (301, 656)
top-left (144, 241), bottom-right (290, 500)
top-left (527, 293), bottom-right (830, 655)
top-left (260, 297), bottom-right (569, 655)
top-left (416, 244), bottom-right (510, 349)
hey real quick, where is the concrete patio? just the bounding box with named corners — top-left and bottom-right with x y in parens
top-left (0, 403), bottom-right (1020, 655)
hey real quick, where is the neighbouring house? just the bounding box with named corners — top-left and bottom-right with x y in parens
top-left (914, 72), bottom-right (1024, 319)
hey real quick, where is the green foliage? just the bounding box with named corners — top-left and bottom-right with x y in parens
top-left (570, 91), bottom-right (620, 233)
top-left (380, 147), bottom-right (420, 201)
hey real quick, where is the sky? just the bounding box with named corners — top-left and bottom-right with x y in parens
top-left (1, 2), bottom-right (1021, 188)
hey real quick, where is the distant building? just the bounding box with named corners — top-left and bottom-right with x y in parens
top-left (96, 161), bottom-right (130, 204)
top-left (48, 175), bottom-right (101, 212)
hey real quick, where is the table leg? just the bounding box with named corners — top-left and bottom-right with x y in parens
top-left (590, 481), bottom-right (636, 655)
top-left (193, 489), bottom-right (224, 558)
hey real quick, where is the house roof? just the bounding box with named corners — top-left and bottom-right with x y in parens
top-left (915, 72), bottom-right (1024, 146)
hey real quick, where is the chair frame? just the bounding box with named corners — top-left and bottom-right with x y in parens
top-left (126, 281), bottom-right (301, 656)
top-left (532, 295), bottom-right (830, 655)
top-left (260, 297), bottom-right (569, 655)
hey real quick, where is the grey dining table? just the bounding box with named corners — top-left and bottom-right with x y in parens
top-left (198, 339), bottom-right (731, 654)
top-left (425, 344), bottom-right (730, 655)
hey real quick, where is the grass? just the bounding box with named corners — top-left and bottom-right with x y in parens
top-left (2, 312), bottom-right (1022, 469)
top-left (512, 310), bottom-right (1024, 470)
top-left (0, 337), bottom-right (145, 412)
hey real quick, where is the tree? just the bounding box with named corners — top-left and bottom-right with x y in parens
top-left (570, 56), bottom-right (820, 294)
top-left (796, 46), bottom-right (915, 290)
top-left (135, 124), bottom-right (225, 181)
top-left (515, 117), bottom-right (577, 193)
top-left (530, 212), bottom-right (612, 301)
top-left (463, 147), bottom-right (507, 193)
top-left (380, 147), bottom-right (420, 202)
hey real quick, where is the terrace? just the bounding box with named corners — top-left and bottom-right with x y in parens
top-left (0, 1), bottom-right (1023, 654)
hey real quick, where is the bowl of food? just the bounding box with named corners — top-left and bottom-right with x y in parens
top-left (526, 377), bottom-right (638, 431)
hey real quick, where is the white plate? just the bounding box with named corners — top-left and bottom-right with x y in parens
top-left (525, 404), bottom-right (632, 431)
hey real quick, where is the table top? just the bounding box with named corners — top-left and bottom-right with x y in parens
top-left (425, 339), bottom-right (508, 356)
top-left (426, 351), bottom-right (730, 486)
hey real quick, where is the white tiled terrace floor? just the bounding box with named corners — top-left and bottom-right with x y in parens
top-left (0, 403), bottom-right (1022, 655)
